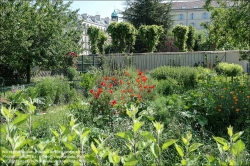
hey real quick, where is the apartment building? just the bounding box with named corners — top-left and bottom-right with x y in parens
top-left (171, 0), bottom-right (236, 30)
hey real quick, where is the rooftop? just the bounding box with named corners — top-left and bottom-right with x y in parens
top-left (172, 0), bottom-right (218, 9)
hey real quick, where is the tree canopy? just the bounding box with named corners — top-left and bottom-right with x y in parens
top-left (204, 0), bottom-right (250, 50)
top-left (122, 0), bottom-right (173, 32)
top-left (87, 26), bottom-right (107, 54)
top-left (0, 0), bottom-right (83, 83)
top-left (107, 22), bottom-right (137, 53)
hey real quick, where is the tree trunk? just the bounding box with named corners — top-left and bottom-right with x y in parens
top-left (26, 63), bottom-right (31, 84)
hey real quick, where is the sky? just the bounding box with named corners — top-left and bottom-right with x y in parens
top-left (66, 1), bottom-right (126, 19)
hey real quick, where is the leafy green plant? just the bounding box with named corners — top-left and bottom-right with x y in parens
top-left (216, 62), bottom-right (243, 81)
top-left (174, 131), bottom-right (203, 165)
top-left (206, 126), bottom-right (246, 166)
top-left (172, 25), bottom-right (189, 51)
top-left (156, 78), bottom-right (180, 96)
top-left (66, 67), bottom-right (79, 81)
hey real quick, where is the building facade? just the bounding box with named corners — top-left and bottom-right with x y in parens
top-left (171, 0), bottom-right (235, 30)
top-left (80, 14), bottom-right (110, 55)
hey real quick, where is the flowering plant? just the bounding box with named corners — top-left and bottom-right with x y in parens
top-left (65, 51), bottom-right (78, 68)
top-left (88, 69), bottom-right (156, 127)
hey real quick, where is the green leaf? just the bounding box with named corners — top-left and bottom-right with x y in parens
top-left (189, 143), bottom-right (203, 152)
top-left (175, 143), bottom-right (184, 158)
top-left (150, 142), bottom-right (159, 159)
top-left (227, 125), bottom-right (233, 137)
top-left (231, 139), bottom-right (245, 155)
top-left (69, 117), bottom-right (75, 127)
top-left (232, 131), bottom-right (244, 142)
top-left (206, 154), bottom-right (215, 163)
top-left (162, 139), bottom-right (178, 150)
top-left (68, 132), bottom-right (77, 142)
top-left (213, 136), bottom-right (229, 146)
top-left (153, 122), bottom-right (164, 134)
top-left (116, 132), bottom-right (132, 141)
top-left (81, 129), bottom-right (91, 139)
top-left (133, 121), bottom-right (144, 132)
top-left (85, 154), bottom-right (98, 165)
top-left (140, 131), bottom-right (156, 142)
top-left (50, 129), bottom-right (59, 138)
top-left (12, 113), bottom-right (29, 126)
top-left (1, 106), bottom-right (13, 120)
top-left (182, 137), bottom-right (189, 146)
top-left (63, 142), bottom-right (76, 151)
top-left (123, 158), bottom-right (138, 166)
top-left (91, 142), bottom-right (98, 155)
top-left (181, 159), bottom-right (187, 165)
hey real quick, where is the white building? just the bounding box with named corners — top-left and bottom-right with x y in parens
top-left (171, 0), bottom-right (234, 30)
top-left (80, 14), bottom-right (110, 55)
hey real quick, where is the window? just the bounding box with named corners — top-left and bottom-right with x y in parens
top-left (190, 13), bottom-right (194, 19)
top-left (202, 12), bottom-right (208, 19)
top-left (179, 14), bottom-right (184, 20)
top-left (181, 6), bottom-right (186, 9)
top-left (194, 6), bottom-right (198, 8)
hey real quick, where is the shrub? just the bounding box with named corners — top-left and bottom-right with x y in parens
top-left (156, 78), bottom-right (180, 96)
top-left (150, 66), bottom-right (203, 89)
top-left (35, 77), bottom-right (76, 108)
top-left (216, 62), bottom-right (243, 79)
top-left (66, 67), bottom-right (78, 81)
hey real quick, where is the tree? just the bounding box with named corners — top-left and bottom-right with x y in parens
top-left (122, 0), bottom-right (173, 32)
top-left (0, 0), bottom-right (83, 84)
top-left (186, 25), bottom-right (196, 51)
top-left (138, 25), bottom-right (164, 52)
top-left (204, 0), bottom-right (250, 51)
top-left (107, 22), bottom-right (137, 53)
top-left (172, 25), bottom-right (189, 52)
top-left (87, 26), bottom-right (107, 54)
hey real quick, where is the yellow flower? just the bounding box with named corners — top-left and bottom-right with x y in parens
top-left (219, 104), bottom-right (222, 108)
top-left (218, 109), bottom-right (221, 112)
top-left (234, 102), bottom-right (238, 105)
top-left (230, 91), bottom-right (234, 95)
top-left (221, 96), bottom-right (224, 98)
top-left (223, 88), bottom-right (226, 90)
top-left (247, 96), bottom-right (250, 99)
top-left (236, 108), bottom-right (240, 112)
top-left (231, 106), bottom-right (234, 109)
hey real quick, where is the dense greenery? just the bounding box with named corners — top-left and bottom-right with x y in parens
top-left (87, 26), bottom-right (107, 54)
top-left (122, 0), bottom-right (173, 31)
top-left (107, 22), bottom-right (137, 53)
top-left (138, 25), bottom-right (164, 52)
top-left (0, 0), bottom-right (83, 83)
top-left (1, 63), bottom-right (249, 165)
top-left (172, 25), bottom-right (189, 51)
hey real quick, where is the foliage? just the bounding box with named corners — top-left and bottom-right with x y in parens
top-left (150, 66), bottom-right (204, 89)
top-left (87, 26), bottom-right (107, 54)
top-left (207, 126), bottom-right (246, 165)
top-left (204, 0), bottom-right (250, 51)
top-left (80, 73), bottom-right (97, 96)
top-left (35, 78), bottom-right (77, 109)
top-left (66, 67), bottom-right (79, 81)
top-left (0, 0), bottom-right (83, 83)
top-left (186, 25), bottom-right (196, 51)
top-left (157, 37), bottom-right (179, 52)
top-left (156, 78), bottom-right (181, 96)
top-left (122, 0), bottom-right (173, 32)
top-left (172, 25), bottom-right (189, 51)
top-left (216, 62), bottom-right (243, 79)
top-left (107, 22), bottom-right (137, 53)
top-left (193, 30), bottom-right (209, 51)
top-left (138, 25), bottom-right (164, 52)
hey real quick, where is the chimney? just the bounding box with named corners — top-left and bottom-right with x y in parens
top-left (95, 15), bottom-right (100, 21)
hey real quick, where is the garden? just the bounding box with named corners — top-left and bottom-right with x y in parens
top-left (0, 60), bottom-right (250, 166)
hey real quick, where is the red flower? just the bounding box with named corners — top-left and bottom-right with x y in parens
top-left (149, 85), bottom-right (155, 89)
top-left (104, 76), bottom-right (109, 80)
top-left (90, 89), bottom-right (94, 94)
top-left (98, 88), bottom-right (103, 93)
top-left (109, 84), bottom-right (113, 88)
top-left (108, 90), bottom-right (113, 94)
top-left (110, 100), bottom-right (117, 106)
top-left (137, 94), bottom-right (141, 98)
top-left (131, 94), bottom-right (135, 97)
top-left (100, 82), bottom-right (106, 86)
top-left (119, 80), bottom-right (123, 84)
top-left (111, 77), bottom-right (115, 81)
top-left (127, 81), bottom-right (131, 85)
top-left (128, 88), bottom-right (133, 92)
top-left (122, 89), bottom-right (126, 93)
top-left (147, 89), bottom-right (151, 93)
top-left (144, 85), bottom-right (148, 89)
top-left (136, 78), bottom-right (140, 83)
